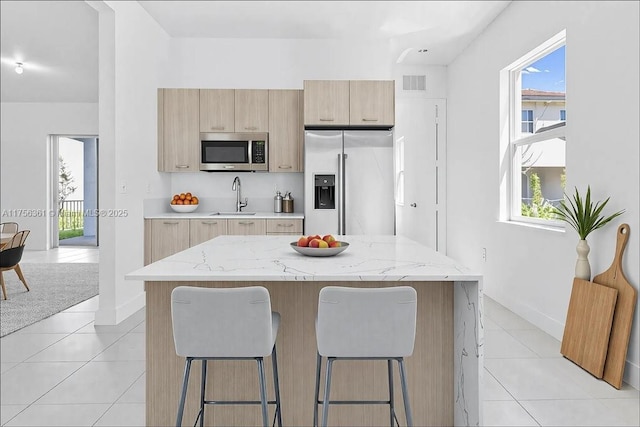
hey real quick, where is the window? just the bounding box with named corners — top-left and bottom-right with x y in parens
top-left (522, 110), bottom-right (534, 133)
top-left (506, 31), bottom-right (566, 225)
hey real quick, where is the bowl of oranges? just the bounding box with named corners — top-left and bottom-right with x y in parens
top-left (170, 192), bottom-right (199, 213)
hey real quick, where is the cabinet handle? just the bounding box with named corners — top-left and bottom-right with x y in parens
top-left (319, 118), bottom-right (334, 122)
top-left (362, 118), bottom-right (379, 122)
top-left (202, 221), bottom-right (218, 225)
top-left (278, 165), bottom-right (292, 169)
top-left (163, 221), bottom-right (179, 225)
top-left (175, 165), bottom-right (190, 168)
top-left (211, 126), bottom-right (225, 130)
top-left (238, 221), bottom-right (254, 225)
top-left (244, 126), bottom-right (258, 130)
top-left (277, 223), bottom-right (294, 227)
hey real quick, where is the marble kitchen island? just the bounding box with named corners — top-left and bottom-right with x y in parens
top-left (126, 235), bottom-right (483, 427)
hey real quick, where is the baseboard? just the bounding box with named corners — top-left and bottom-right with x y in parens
top-left (94, 291), bottom-right (145, 325)
top-left (624, 360), bottom-right (640, 390)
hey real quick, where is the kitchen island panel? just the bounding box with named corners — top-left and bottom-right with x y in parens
top-left (145, 280), bottom-right (453, 427)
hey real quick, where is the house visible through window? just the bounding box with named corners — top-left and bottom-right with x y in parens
top-left (506, 30), bottom-right (566, 225)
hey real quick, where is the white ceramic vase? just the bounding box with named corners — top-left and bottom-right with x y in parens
top-left (575, 239), bottom-right (591, 280)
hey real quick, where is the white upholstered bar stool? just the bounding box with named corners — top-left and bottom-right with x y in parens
top-left (171, 286), bottom-right (282, 427)
top-left (314, 286), bottom-right (417, 427)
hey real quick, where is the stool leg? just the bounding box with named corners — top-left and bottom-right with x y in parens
top-left (388, 359), bottom-right (395, 427)
top-left (199, 360), bottom-right (207, 427)
top-left (398, 358), bottom-right (413, 427)
top-left (257, 357), bottom-right (269, 427)
top-left (321, 358), bottom-right (334, 427)
top-left (271, 346), bottom-right (283, 427)
top-left (176, 357), bottom-right (193, 427)
top-left (313, 353), bottom-right (321, 427)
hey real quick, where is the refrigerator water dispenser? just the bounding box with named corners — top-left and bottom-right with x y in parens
top-left (314, 175), bottom-right (335, 209)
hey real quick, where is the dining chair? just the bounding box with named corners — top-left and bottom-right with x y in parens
top-left (1, 222), bottom-right (19, 234)
top-left (0, 230), bottom-right (31, 300)
top-left (171, 285), bottom-right (282, 427)
top-left (314, 286), bottom-right (418, 427)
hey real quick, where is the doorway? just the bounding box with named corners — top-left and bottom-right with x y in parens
top-left (50, 135), bottom-right (99, 248)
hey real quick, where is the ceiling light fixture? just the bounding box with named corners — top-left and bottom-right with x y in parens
top-left (418, 49), bottom-right (428, 53)
top-left (15, 62), bottom-right (24, 74)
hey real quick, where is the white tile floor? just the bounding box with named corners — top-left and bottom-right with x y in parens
top-left (1, 247), bottom-right (638, 426)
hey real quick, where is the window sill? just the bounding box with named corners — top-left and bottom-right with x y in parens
top-left (497, 220), bottom-right (565, 234)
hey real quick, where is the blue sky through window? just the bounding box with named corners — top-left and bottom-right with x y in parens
top-left (521, 45), bottom-right (565, 93)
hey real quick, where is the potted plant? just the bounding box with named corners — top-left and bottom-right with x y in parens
top-left (553, 186), bottom-right (625, 280)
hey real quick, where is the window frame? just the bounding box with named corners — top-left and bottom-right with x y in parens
top-left (521, 109), bottom-right (534, 134)
top-left (508, 31), bottom-right (566, 227)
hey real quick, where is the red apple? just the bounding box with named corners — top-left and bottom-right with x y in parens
top-left (310, 234), bottom-right (321, 242)
top-left (322, 234), bottom-right (336, 244)
top-left (309, 238), bottom-right (321, 248)
top-left (329, 241), bottom-right (341, 248)
top-left (297, 236), bottom-right (310, 247)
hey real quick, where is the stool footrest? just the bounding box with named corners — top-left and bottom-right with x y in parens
top-left (204, 400), bottom-right (278, 405)
top-left (317, 400), bottom-right (391, 405)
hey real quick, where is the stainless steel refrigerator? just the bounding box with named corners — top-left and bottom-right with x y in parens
top-left (304, 129), bottom-right (395, 235)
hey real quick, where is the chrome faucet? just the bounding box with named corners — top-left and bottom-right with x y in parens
top-left (232, 176), bottom-right (248, 212)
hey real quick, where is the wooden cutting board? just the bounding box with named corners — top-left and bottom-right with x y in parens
top-left (592, 223), bottom-right (637, 389)
top-left (561, 278), bottom-right (618, 377)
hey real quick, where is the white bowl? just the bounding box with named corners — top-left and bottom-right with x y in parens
top-left (170, 204), bottom-right (199, 213)
top-left (290, 241), bottom-right (349, 257)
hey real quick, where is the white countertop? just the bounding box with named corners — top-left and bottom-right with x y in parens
top-left (125, 234), bottom-right (481, 282)
top-left (144, 211), bottom-right (304, 220)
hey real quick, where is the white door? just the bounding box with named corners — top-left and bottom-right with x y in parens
top-left (395, 98), bottom-right (446, 252)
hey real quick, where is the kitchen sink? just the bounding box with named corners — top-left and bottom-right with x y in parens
top-left (210, 212), bottom-right (256, 216)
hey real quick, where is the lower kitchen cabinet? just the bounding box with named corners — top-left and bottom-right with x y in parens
top-left (227, 219), bottom-right (267, 235)
top-left (145, 217), bottom-right (303, 264)
top-left (189, 219), bottom-right (228, 246)
top-left (266, 218), bottom-right (303, 235)
top-left (145, 219), bottom-right (190, 265)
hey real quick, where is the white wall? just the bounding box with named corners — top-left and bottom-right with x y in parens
top-left (92, 0), bottom-right (171, 324)
top-left (447, 1), bottom-right (639, 388)
top-left (0, 102), bottom-right (98, 249)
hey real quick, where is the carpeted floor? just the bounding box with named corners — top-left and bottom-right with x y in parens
top-left (0, 263), bottom-right (98, 337)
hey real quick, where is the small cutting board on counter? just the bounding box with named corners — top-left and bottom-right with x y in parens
top-left (561, 278), bottom-right (618, 378)
top-left (592, 223), bottom-right (637, 389)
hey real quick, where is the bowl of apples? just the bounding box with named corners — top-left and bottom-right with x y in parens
top-left (290, 234), bottom-right (349, 257)
top-left (170, 192), bottom-right (199, 213)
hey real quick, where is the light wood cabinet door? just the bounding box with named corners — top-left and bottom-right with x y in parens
top-left (349, 80), bottom-right (395, 126)
top-left (227, 219), bottom-right (266, 235)
top-left (200, 89), bottom-right (235, 132)
top-left (303, 80), bottom-right (350, 126)
top-left (269, 90), bottom-right (303, 172)
top-left (235, 89), bottom-right (269, 132)
top-left (159, 89), bottom-right (199, 172)
top-left (266, 218), bottom-right (303, 235)
top-left (189, 219), bottom-right (228, 246)
top-left (147, 219), bottom-right (190, 264)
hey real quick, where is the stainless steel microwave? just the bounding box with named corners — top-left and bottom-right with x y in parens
top-left (200, 133), bottom-right (268, 172)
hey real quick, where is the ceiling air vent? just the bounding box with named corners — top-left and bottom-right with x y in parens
top-left (403, 75), bottom-right (426, 91)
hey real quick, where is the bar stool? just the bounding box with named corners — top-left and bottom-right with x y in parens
top-left (171, 286), bottom-right (282, 427)
top-left (314, 286), bottom-right (417, 427)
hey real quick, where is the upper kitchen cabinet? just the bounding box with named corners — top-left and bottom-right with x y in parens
top-left (269, 89), bottom-right (304, 172)
top-left (200, 89), bottom-right (235, 132)
top-left (303, 80), bottom-right (350, 126)
top-left (158, 88), bottom-right (199, 172)
top-left (235, 89), bottom-right (269, 132)
top-left (349, 80), bottom-right (395, 126)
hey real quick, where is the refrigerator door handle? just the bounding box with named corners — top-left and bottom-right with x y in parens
top-left (338, 153), bottom-right (346, 235)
